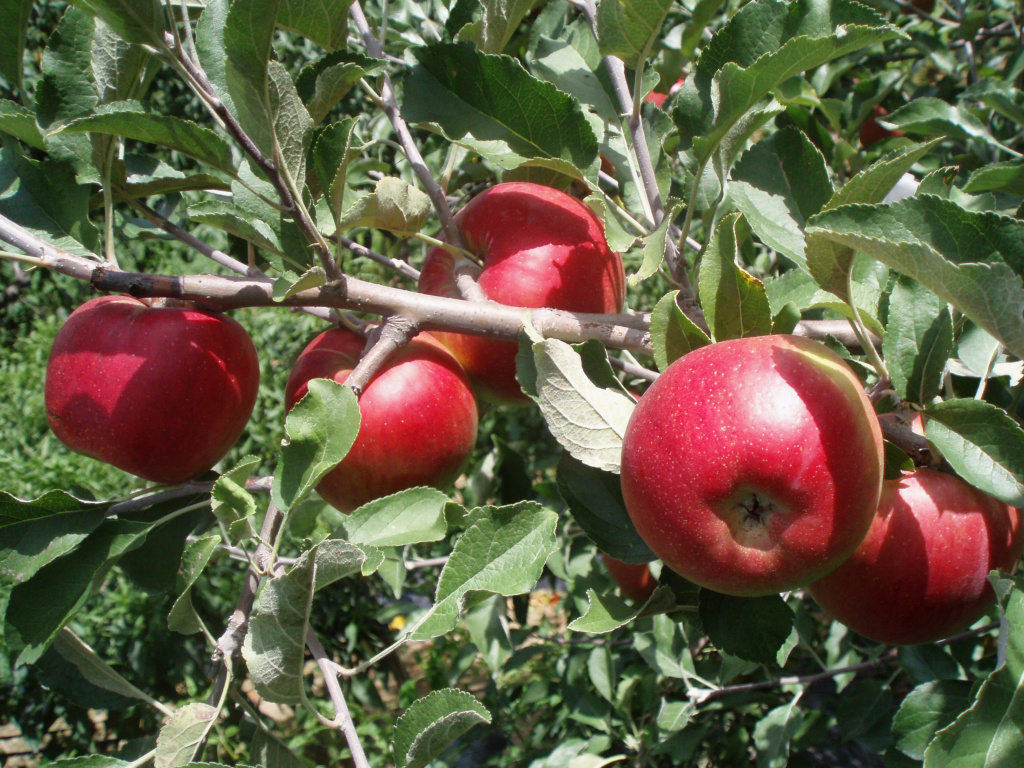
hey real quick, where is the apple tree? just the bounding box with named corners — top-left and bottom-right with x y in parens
top-left (2, 0), bottom-right (1024, 765)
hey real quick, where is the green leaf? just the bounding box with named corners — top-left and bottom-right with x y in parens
top-left (924, 400), bottom-right (1024, 507)
top-left (335, 487), bottom-right (450, 548)
top-left (57, 101), bottom-right (236, 174)
top-left (730, 126), bottom-right (832, 269)
top-left (271, 378), bottom-right (361, 514)
top-left (588, 645), bottom-right (616, 702)
top-left (223, 0), bottom-right (279, 159)
top-left (0, 100), bottom-right (46, 150)
top-left (698, 590), bottom-right (794, 665)
top-left (524, 338), bottom-right (635, 473)
top-left (698, 213), bottom-right (772, 341)
top-left (0, 0), bottom-right (32, 92)
top-left (892, 681), bottom-right (974, 761)
top-left (393, 689), bottom-right (491, 768)
top-left (835, 679), bottom-right (894, 751)
top-left (249, 728), bottom-right (308, 768)
top-left (883, 97), bottom-right (1000, 144)
top-left (272, 267), bottom-right (328, 301)
top-left (211, 456), bottom-right (260, 538)
top-left (634, 613), bottom-right (693, 678)
top-left (965, 79), bottom-right (1024, 127)
top-left (882, 276), bottom-right (953, 405)
top-left (753, 697), bottom-right (804, 768)
top-left (277, 0), bottom-right (354, 51)
top-left (921, 589), bottom-right (1024, 768)
top-left (67, 0), bottom-right (165, 46)
top-left (649, 291), bottom-right (711, 372)
top-left (806, 197), bottom-right (1024, 360)
top-left (0, 489), bottom-right (109, 530)
top-left (402, 42), bottom-right (598, 181)
top-left (674, 0), bottom-right (903, 166)
top-left (297, 52), bottom-right (385, 124)
top-left (267, 60), bottom-right (313, 189)
top-left (155, 703), bottom-right (218, 768)
top-left (312, 118), bottom-right (361, 218)
top-left (118, 498), bottom-right (212, 595)
top-left (186, 200), bottom-right (284, 255)
top-left (556, 452), bottom-right (654, 563)
top-left (450, 0), bottom-right (537, 54)
top-left (963, 160), bottom-right (1024, 198)
top-left (338, 176), bottom-right (432, 235)
top-left (410, 502), bottom-right (558, 640)
top-left (568, 585), bottom-right (676, 634)
top-left (49, 628), bottom-right (165, 710)
top-left (631, 199), bottom-right (684, 286)
top-left (464, 595), bottom-right (513, 672)
top-left (805, 139), bottom-right (940, 302)
top-left (596, 0), bottom-right (674, 69)
top-left (657, 699), bottom-right (695, 734)
top-left (168, 536), bottom-right (219, 635)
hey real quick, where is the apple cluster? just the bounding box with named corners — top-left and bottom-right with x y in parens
top-left (44, 183), bottom-right (1022, 648)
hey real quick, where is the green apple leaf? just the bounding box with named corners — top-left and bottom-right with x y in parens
top-left (277, 0), bottom-right (353, 52)
top-left (296, 52), bottom-right (386, 124)
top-left (923, 399), bottom-right (1024, 507)
top-left (211, 455), bottom-right (260, 539)
top-left (402, 42), bottom-right (599, 181)
top-left (892, 681), bottom-right (974, 761)
top-left (531, 38), bottom-right (620, 126)
top-left (963, 159), bottom-right (1024, 197)
top-left (186, 200), bottom-right (282, 253)
top-left (409, 502), bottom-right (558, 640)
top-left (698, 213), bottom-right (772, 342)
top-left (464, 595), bottom-right (513, 673)
top-left (753, 697), bottom-right (804, 768)
top-left (596, 0), bottom-right (674, 70)
top-left (223, 0), bottom-right (278, 159)
top-left (313, 118), bottom-right (362, 217)
top-left (393, 689), bottom-right (492, 768)
top-left (674, 0), bottom-right (903, 167)
top-left (55, 101), bottom-right (237, 174)
top-left (806, 197), bottom-right (1024, 360)
top-left (964, 79), bottom-right (1024, 127)
top-left (897, 644), bottom-right (962, 686)
top-left (764, 258), bottom-right (886, 337)
top-left (273, 267), bottom-right (328, 302)
top-left (835, 679), bottom-right (894, 751)
top-left (249, 729), bottom-right (308, 768)
top-left (634, 613), bottom-right (697, 680)
top-left (657, 699), bottom-right (696, 734)
top-left (268, 60), bottom-right (314, 190)
top-left (154, 703), bottom-right (218, 768)
top-left (649, 291), bottom-right (711, 372)
top-left (272, 378), bottom-right (360, 514)
top-left (730, 126), bottom-right (832, 269)
top-left (698, 590), bottom-right (794, 665)
top-left (923, 583), bottom-right (1024, 767)
top-left (168, 536), bottom-right (220, 635)
top-left (805, 139), bottom-right (940, 303)
top-left (882, 97), bottom-right (1000, 144)
top-left (0, 489), bottom-right (110, 530)
top-left (568, 585), bottom-right (676, 634)
top-left (0, 0), bottom-right (32, 92)
top-left (65, 0), bottom-right (165, 46)
top-left (118, 498), bottom-right (212, 595)
top-left (0, 100), bottom-right (46, 150)
top-left (115, 154), bottom-right (228, 198)
top-left (631, 198), bottom-right (684, 286)
top-left (448, 0), bottom-right (536, 55)
top-left (524, 338), bottom-right (635, 473)
top-left (882, 276), bottom-right (953, 405)
top-left (36, 758), bottom-right (131, 768)
top-left (556, 452), bottom-right (655, 563)
top-left (338, 176), bottom-right (432, 235)
top-left (335, 487), bottom-right (450, 548)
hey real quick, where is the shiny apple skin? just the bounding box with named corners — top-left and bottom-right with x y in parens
top-left (45, 295), bottom-right (260, 484)
top-left (619, 335), bottom-right (884, 597)
top-left (284, 328), bottom-right (479, 513)
top-left (603, 554), bottom-right (658, 603)
top-left (808, 469), bottom-right (1024, 645)
top-left (418, 182), bottom-right (625, 405)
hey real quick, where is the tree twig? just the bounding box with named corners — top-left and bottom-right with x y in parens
top-left (306, 628), bottom-right (371, 768)
top-left (346, 314), bottom-right (419, 395)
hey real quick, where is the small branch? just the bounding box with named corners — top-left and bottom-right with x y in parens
top-left (879, 418), bottom-right (934, 465)
top-left (609, 355), bottom-right (659, 382)
top-left (346, 315), bottom-right (419, 395)
top-left (208, 502), bottom-right (285, 706)
top-left (406, 556), bottom-right (449, 569)
top-left (337, 234), bottom-right (421, 281)
top-left (306, 628), bottom-right (371, 768)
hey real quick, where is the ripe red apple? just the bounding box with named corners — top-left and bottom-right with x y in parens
top-left (859, 104), bottom-right (904, 148)
top-left (418, 182), bottom-right (626, 405)
top-left (603, 554), bottom-right (657, 603)
top-left (619, 335), bottom-right (885, 597)
top-left (644, 76), bottom-right (686, 108)
top-left (808, 469), bottom-right (1023, 645)
top-left (284, 327), bottom-right (479, 513)
top-left (45, 295), bottom-right (260, 484)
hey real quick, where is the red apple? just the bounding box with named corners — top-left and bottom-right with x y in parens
top-left (859, 104), bottom-right (904, 148)
top-left (645, 76), bottom-right (686, 108)
top-left (603, 554), bottom-right (657, 603)
top-left (808, 468), bottom-right (1023, 645)
top-left (619, 335), bottom-right (885, 597)
top-left (418, 182), bottom-right (626, 405)
top-left (284, 327), bottom-right (478, 513)
top-left (45, 295), bottom-right (260, 484)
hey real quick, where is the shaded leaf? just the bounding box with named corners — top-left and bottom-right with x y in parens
top-left (393, 689), bottom-right (491, 768)
top-left (698, 213), bottom-right (772, 341)
top-left (698, 590), bottom-right (794, 665)
top-left (882, 276), bottom-right (953, 405)
top-left (649, 290), bottom-right (711, 372)
top-left (597, 0), bottom-right (675, 69)
top-left (893, 681), bottom-right (973, 761)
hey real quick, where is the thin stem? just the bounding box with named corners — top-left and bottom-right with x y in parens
top-left (306, 628), bottom-right (371, 768)
top-left (336, 234), bottom-right (420, 281)
top-left (346, 315), bottom-right (419, 395)
top-left (846, 273), bottom-right (889, 382)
